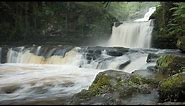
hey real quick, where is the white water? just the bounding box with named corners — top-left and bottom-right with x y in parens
top-left (0, 46), bottom-right (150, 104)
top-left (108, 7), bottom-right (156, 48)
top-left (135, 7), bottom-right (156, 22)
top-left (0, 64), bottom-right (103, 102)
top-left (0, 45), bottom-right (181, 104)
top-left (0, 7), bottom-right (162, 104)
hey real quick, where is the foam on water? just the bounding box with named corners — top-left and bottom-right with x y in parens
top-left (0, 64), bottom-right (104, 102)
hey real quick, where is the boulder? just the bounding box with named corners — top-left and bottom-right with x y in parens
top-left (119, 60), bottom-right (131, 69)
top-left (158, 72), bottom-right (185, 102)
top-left (156, 55), bottom-right (185, 76)
top-left (106, 51), bottom-right (123, 57)
top-left (146, 53), bottom-right (160, 63)
top-left (68, 70), bottom-right (158, 105)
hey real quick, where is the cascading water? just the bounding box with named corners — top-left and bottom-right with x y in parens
top-left (0, 6), bottom-right (180, 105)
top-left (108, 7), bottom-right (156, 48)
top-left (0, 44), bottom-right (182, 104)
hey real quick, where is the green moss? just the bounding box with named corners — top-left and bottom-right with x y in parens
top-left (89, 75), bottom-right (110, 90)
top-left (157, 55), bottom-right (176, 68)
top-left (88, 74), bottom-right (111, 96)
top-left (159, 73), bottom-right (185, 102)
top-left (129, 75), bottom-right (144, 84)
top-left (128, 75), bottom-right (158, 87)
top-left (160, 73), bottom-right (185, 91)
top-left (157, 55), bottom-right (185, 76)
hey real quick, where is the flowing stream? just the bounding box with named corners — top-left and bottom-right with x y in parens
top-left (0, 46), bottom-right (182, 104)
top-left (0, 7), bottom-right (180, 104)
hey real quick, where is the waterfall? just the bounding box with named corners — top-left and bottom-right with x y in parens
top-left (108, 7), bottom-right (156, 48)
top-left (6, 46), bottom-right (82, 65)
top-left (0, 45), bottom-right (181, 103)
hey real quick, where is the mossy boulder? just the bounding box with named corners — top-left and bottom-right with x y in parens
top-left (177, 36), bottom-right (185, 52)
top-left (156, 55), bottom-right (185, 76)
top-left (158, 72), bottom-right (185, 102)
top-left (68, 70), bottom-right (158, 105)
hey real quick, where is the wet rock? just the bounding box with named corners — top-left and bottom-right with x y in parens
top-left (119, 60), bottom-right (131, 69)
top-left (114, 22), bottom-right (123, 27)
top-left (158, 72), bottom-right (185, 102)
top-left (156, 54), bottom-right (185, 76)
top-left (37, 45), bottom-right (74, 58)
top-left (84, 46), bottom-right (129, 63)
top-left (30, 86), bottom-right (49, 94)
top-left (177, 36), bottom-right (185, 53)
top-left (86, 46), bottom-right (128, 56)
top-left (132, 69), bottom-right (155, 79)
top-left (113, 47), bottom-right (129, 53)
top-left (0, 84), bottom-right (21, 94)
top-left (146, 53), bottom-right (160, 63)
top-left (147, 66), bottom-right (157, 72)
top-left (1, 47), bottom-right (8, 63)
top-left (131, 68), bottom-right (168, 85)
top-left (107, 51), bottom-right (123, 56)
top-left (121, 89), bottom-right (159, 105)
top-left (68, 70), bottom-right (158, 105)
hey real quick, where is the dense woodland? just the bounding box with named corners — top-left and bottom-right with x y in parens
top-left (0, 2), bottom-right (158, 45)
top-left (1, 2), bottom-right (185, 49)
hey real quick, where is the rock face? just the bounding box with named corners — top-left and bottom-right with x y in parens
top-left (177, 36), bottom-right (185, 52)
top-left (68, 70), bottom-right (158, 105)
top-left (158, 72), bottom-right (185, 102)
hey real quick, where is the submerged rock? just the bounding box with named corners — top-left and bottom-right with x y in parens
top-left (68, 70), bottom-right (158, 105)
top-left (0, 84), bottom-right (21, 94)
top-left (158, 72), bottom-right (185, 102)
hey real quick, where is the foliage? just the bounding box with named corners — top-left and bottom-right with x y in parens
top-left (150, 2), bottom-right (185, 49)
top-left (0, 2), bottom-right (159, 45)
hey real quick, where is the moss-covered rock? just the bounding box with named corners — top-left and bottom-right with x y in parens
top-left (68, 70), bottom-right (158, 105)
top-left (158, 72), bottom-right (185, 102)
top-left (156, 55), bottom-right (185, 76)
top-left (177, 36), bottom-right (185, 52)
